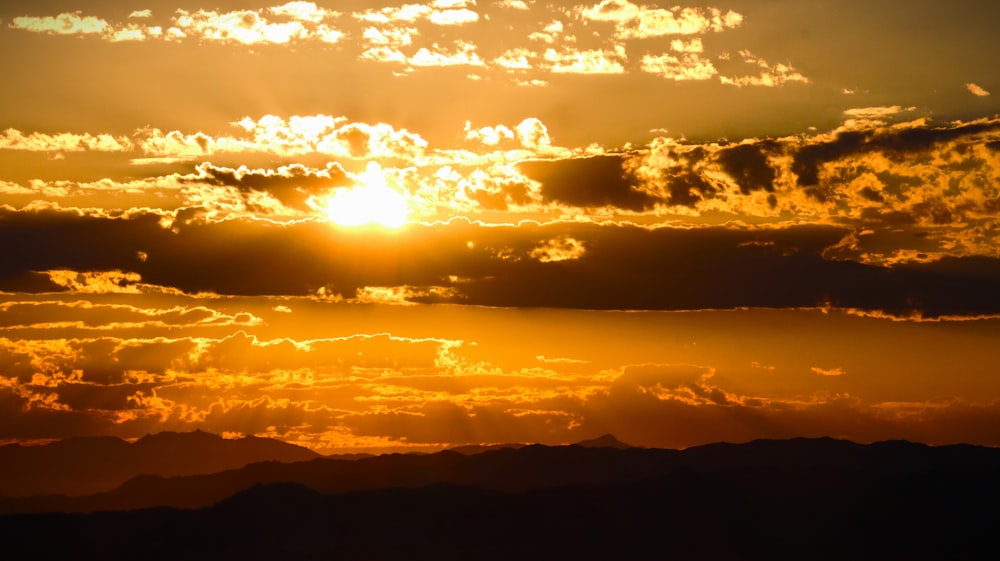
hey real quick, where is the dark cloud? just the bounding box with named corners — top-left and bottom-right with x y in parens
top-left (792, 119), bottom-right (1000, 189)
top-left (0, 389), bottom-right (115, 440)
top-left (715, 142), bottom-right (778, 194)
top-left (0, 271), bottom-right (66, 294)
top-left (0, 207), bottom-right (163, 281)
top-left (2, 207), bottom-right (999, 317)
top-left (876, 119), bottom-right (1000, 158)
top-left (664, 172), bottom-right (716, 206)
top-left (187, 162), bottom-right (352, 210)
top-left (858, 186), bottom-right (884, 203)
top-left (792, 130), bottom-right (867, 188)
top-left (518, 155), bottom-right (660, 211)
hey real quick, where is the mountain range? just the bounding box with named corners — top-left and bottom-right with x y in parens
top-left (0, 429), bottom-right (320, 497)
top-left (1, 432), bottom-right (998, 560)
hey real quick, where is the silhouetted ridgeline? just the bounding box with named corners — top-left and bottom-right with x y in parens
top-left (0, 430), bottom-right (320, 497)
top-left (1, 437), bottom-right (999, 560)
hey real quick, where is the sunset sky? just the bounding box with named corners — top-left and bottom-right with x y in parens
top-left (2, 0), bottom-right (1000, 454)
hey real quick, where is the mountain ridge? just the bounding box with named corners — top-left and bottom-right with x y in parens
top-left (3, 458), bottom-right (998, 560)
top-left (0, 430), bottom-right (320, 498)
top-left (4, 435), bottom-right (999, 514)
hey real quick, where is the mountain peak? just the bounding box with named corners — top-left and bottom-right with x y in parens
top-left (573, 434), bottom-right (633, 449)
top-left (136, 429), bottom-right (218, 443)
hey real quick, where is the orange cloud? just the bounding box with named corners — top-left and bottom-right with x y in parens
top-left (641, 53), bottom-right (718, 81)
top-left (10, 5), bottom-right (345, 44)
top-left (44, 270), bottom-right (143, 294)
top-left (579, 1), bottom-right (743, 38)
top-left (811, 366), bottom-right (846, 377)
top-left (966, 83), bottom-right (990, 96)
top-left (529, 236), bottom-right (586, 262)
top-left (6, 2), bottom-right (807, 88)
top-left (11, 13), bottom-right (110, 35)
top-left (0, 129), bottom-right (132, 152)
top-left (719, 50), bottom-right (809, 87)
top-left (2, 300), bottom-right (1000, 451)
top-left (543, 46), bottom-right (626, 74)
top-left (0, 300), bottom-right (262, 331)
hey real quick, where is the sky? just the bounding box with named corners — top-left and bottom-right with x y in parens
top-left (1, 0), bottom-right (1000, 454)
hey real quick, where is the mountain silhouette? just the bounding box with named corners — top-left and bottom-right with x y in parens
top-left (446, 442), bottom-right (527, 454)
top-left (4, 436), bottom-right (1000, 517)
top-left (2, 446), bottom-right (998, 560)
top-left (573, 433), bottom-right (634, 448)
top-left (0, 430), bottom-right (319, 498)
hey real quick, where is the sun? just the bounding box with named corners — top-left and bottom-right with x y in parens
top-left (321, 162), bottom-right (409, 228)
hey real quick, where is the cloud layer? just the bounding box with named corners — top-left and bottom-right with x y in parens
top-left (1, 299), bottom-right (998, 452)
top-left (7, 1), bottom-right (804, 87)
top-left (3, 0), bottom-right (999, 452)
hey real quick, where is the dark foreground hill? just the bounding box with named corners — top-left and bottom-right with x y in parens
top-left (0, 430), bottom-right (320, 497)
top-left (1, 462), bottom-right (997, 560)
top-left (1, 437), bottom-right (999, 559)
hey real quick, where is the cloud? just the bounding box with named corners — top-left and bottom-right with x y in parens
top-left (811, 367), bottom-right (845, 377)
top-left (0, 329), bottom-right (472, 443)
top-left (4, 110), bottom-right (1000, 287)
top-left (5, 113), bottom-right (1000, 266)
top-left (353, 285), bottom-right (460, 305)
top-left (409, 40), bottom-right (484, 67)
top-left (464, 122), bottom-right (516, 147)
top-left (578, 1), bottom-right (743, 39)
top-left (2, 299), bottom-right (1000, 450)
top-left (493, 48), bottom-right (534, 70)
top-left (11, 5), bottom-right (345, 45)
top-left (5, 3), bottom-right (1000, 455)
top-left (638, 48), bottom-right (808, 86)
top-left (497, 0), bottom-right (529, 9)
top-left (353, 2), bottom-right (478, 26)
top-left (641, 53), bottom-right (717, 81)
top-left (529, 237), bottom-right (586, 262)
top-left (529, 20), bottom-right (566, 43)
top-left (131, 114), bottom-right (430, 161)
top-left (44, 270), bottom-right (144, 294)
top-left (518, 155), bottom-right (657, 210)
top-left (269, 2), bottom-right (336, 23)
top-left (0, 129), bottom-right (132, 152)
top-left (671, 37), bottom-right (703, 53)
top-left (714, 142), bottom-right (778, 195)
top-left (6, 3), bottom-right (808, 86)
top-left (966, 82), bottom-right (991, 96)
top-left (11, 13), bottom-right (109, 35)
top-left (184, 162), bottom-right (352, 211)
top-left (580, 368), bottom-right (1000, 449)
top-left (718, 50), bottom-right (809, 87)
top-left (0, 300), bottom-right (261, 331)
top-left (542, 46), bottom-right (626, 74)
top-left (514, 118), bottom-right (552, 150)
top-left (840, 105), bottom-right (915, 129)
top-left (790, 117), bottom-right (1000, 188)
top-left (172, 9), bottom-right (309, 44)
top-left (360, 25), bottom-right (416, 48)
top-left (3, 201), bottom-right (1000, 318)
top-left (842, 105), bottom-right (909, 121)
top-left (428, 8), bottom-right (479, 26)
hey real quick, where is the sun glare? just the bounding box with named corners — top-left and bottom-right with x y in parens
top-left (323, 162), bottom-right (409, 228)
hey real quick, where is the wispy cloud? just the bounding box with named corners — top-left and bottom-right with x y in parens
top-left (967, 82), bottom-right (991, 96)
